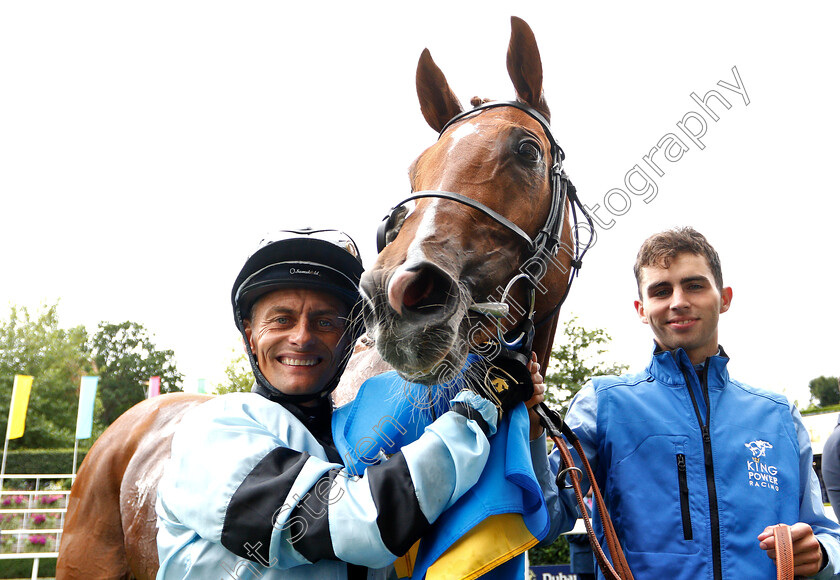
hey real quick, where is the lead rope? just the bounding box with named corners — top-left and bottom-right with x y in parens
top-left (535, 404), bottom-right (634, 580)
top-left (773, 524), bottom-right (794, 580)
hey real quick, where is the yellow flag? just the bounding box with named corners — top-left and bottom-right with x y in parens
top-left (7, 375), bottom-right (34, 439)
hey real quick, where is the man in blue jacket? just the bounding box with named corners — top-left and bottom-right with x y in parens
top-left (550, 227), bottom-right (840, 579)
top-left (155, 227), bottom-right (547, 579)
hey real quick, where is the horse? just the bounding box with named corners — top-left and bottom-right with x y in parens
top-left (344, 15), bottom-right (582, 396)
top-left (57, 16), bottom-right (586, 579)
top-left (58, 393), bottom-right (210, 580)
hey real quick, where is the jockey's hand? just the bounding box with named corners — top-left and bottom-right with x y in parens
top-left (525, 352), bottom-right (547, 440)
top-left (758, 522), bottom-right (826, 577)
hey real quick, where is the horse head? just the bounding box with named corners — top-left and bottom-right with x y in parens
top-left (360, 17), bottom-right (582, 385)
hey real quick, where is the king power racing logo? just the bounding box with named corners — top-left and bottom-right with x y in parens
top-left (745, 439), bottom-right (780, 492)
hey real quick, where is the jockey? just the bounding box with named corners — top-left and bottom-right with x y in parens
top-left (155, 227), bottom-right (544, 579)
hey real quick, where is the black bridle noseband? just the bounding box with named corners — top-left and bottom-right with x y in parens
top-left (376, 100), bottom-right (594, 349)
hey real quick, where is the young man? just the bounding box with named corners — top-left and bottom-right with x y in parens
top-left (155, 227), bottom-right (546, 579)
top-left (549, 227), bottom-right (840, 579)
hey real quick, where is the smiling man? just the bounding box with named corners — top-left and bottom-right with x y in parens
top-left (548, 227), bottom-right (840, 579)
top-left (154, 227), bottom-right (544, 580)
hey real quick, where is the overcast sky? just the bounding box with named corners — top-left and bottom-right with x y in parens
top-left (1, 1), bottom-right (837, 407)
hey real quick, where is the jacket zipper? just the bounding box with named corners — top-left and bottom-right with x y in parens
top-left (676, 453), bottom-right (692, 540)
top-left (682, 361), bottom-right (722, 580)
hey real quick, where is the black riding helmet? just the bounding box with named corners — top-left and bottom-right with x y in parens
top-left (231, 227), bottom-right (365, 404)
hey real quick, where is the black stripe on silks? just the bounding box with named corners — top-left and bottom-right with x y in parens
top-left (450, 401), bottom-right (491, 436)
top-left (287, 469), bottom-right (341, 562)
top-left (367, 452), bottom-right (432, 557)
top-left (347, 563), bottom-right (369, 579)
top-left (221, 447), bottom-right (311, 563)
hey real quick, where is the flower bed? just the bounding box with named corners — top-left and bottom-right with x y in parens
top-left (0, 493), bottom-right (65, 553)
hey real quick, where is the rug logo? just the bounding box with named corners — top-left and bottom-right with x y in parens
top-left (745, 439), bottom-right (779, 492)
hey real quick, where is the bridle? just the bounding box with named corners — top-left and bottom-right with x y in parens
top-left (376, 100), bottom-right (595, 349)
top-left (376, 101), bottom-right (639, 580)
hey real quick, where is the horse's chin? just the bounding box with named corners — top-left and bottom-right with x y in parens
top-left (395, 347), bottom-right (469, 386)
top-left (373, 324), bottom-right (468, 386)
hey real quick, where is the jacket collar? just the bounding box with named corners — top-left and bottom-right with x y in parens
top-left (648, 342), bottom-right (730, 389)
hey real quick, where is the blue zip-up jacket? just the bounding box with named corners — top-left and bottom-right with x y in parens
top-left (549, 346), bottom-right (840, 580)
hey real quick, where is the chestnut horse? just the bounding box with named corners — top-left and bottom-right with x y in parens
top-left (349, 16), bottom-right (585, 393)
top-left (58, 16), bottom-right (589, 579)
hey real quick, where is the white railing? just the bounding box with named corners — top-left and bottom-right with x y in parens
top-left (0, 474), bottom-right (74, 580)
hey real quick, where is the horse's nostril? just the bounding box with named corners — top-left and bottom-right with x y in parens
top-left (388, 263), bottom-right (457, 319)
top-left (402, 268), bottom-right (435, 308)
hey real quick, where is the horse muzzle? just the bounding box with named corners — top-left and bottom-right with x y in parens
top-left (360, 261), bottom-right (468, 381)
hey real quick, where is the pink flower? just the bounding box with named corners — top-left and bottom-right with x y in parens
top-left (1, 498), bottom-right (10, 506)
top-left (28, 535), bottom-right (46, 545)
top-left (32, 514), bottom-right (46, 524)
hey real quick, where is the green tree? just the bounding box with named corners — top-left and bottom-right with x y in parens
top-left (213, 351), bottom-right (253, 395)
top-left (529, 535), bottom-right (570, 566)
top-left (0, 303), bottom-right (92, 448)
top-left (90, 321), bottom-right (183, 424)
top-left (809, 376), bottom-right (840, 408)
top-left (544, 315), bottom-right (629, 410)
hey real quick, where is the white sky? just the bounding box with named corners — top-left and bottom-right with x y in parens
top-left (1, 1), bottom-right (837, 407)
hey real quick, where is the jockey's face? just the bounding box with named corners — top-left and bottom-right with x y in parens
top-left (634, 252), bottom-right (732, 365)
top-left (244, 288), bottom-right (350, 404)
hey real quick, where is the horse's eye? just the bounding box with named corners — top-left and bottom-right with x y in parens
top-left (517, 140), bottom-right (541, 162)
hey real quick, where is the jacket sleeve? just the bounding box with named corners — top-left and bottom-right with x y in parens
top-left (791, 405), bottom-right (840, 580)
top-left (546, 382), bottom-right (599, 541)
top-left (158, 390), bottom-right (498, 570)
top-left (820, 427), bottom-right (840, 522)
top-left (530, 430), bottom-right (569, 546)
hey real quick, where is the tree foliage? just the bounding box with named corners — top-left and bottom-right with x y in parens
top-left (213, 351), bottom-right (253, 395)
top-left (90, 321), bottom-right (183, 424)
top-left (0, 304), bottom-right (91, 448)
top-left (544, 315), bottom-right (629, 410)
top-left (809, 376), bottom-right (840, 408)
top-left (1, 305), bottom-right (185, 448)
top-left (529, 535), bottom-right (570, 566)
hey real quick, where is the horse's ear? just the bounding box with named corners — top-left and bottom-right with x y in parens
top-left (417, 48), bottom-right (464, 133)
top-left (506, 16), bottom-right (551, 121)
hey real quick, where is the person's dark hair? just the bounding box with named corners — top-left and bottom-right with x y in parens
top-left (633, 227), bottom-right (723, 297)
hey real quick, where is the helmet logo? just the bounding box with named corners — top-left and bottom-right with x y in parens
top-left (342, 242), bottom-right (359, 259)
top-left (290, 267), bottom-right (321, 276)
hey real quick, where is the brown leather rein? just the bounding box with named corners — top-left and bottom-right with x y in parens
top-left (535, 404), bottom-right (633, 580)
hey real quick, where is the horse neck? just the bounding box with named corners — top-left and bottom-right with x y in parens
top-left (533, 312), bottom-right (560, 375)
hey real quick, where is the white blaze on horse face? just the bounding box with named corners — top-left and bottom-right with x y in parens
top-left (449, 121), bottom-right (478, 145)
top-left (405, 198), bottom-right (438, 268)
top-left (383, 199), bottom-right (440, 320)
top-left (396, 122), bottom-right (476, 270)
